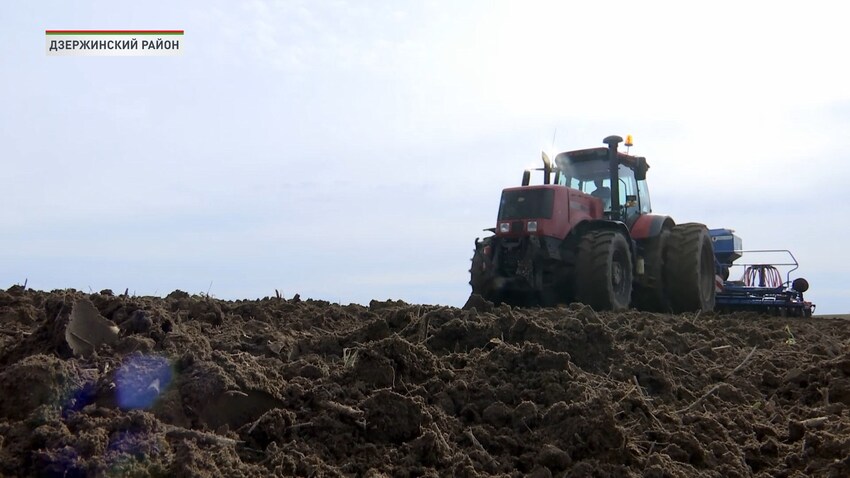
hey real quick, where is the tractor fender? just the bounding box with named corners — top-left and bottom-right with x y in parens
top-left (572, 219), bottom-right (635, 257)
top-left (630, 214), bottom-right (675, 240)
top-left (574, 219), bottom-right (632, 240)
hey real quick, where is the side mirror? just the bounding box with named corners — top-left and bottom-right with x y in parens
top-left (635, 157), bottom-right (649, 181)
top-left (634, 157), bottom-right (648, 181)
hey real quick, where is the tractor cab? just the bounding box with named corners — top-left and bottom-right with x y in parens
top-left (554, 145), bottom-right (651, 225)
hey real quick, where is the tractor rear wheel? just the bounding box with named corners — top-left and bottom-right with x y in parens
top-left (575, 230), bottom-right (633, 311)
top-left (664, 223), bottom-right (716, 313)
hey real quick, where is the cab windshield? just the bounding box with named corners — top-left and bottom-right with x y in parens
top-left (556, 160), bottom-right (651, 214)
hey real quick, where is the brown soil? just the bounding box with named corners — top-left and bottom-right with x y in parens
top-left (1, 286), bottom-right (849, 477)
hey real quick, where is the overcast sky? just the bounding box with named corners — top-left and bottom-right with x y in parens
top-left (2, 1), bottom-right (848, 313)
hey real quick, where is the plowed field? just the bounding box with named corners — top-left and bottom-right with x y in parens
top-left (1, 287), bottom-right (848, 477)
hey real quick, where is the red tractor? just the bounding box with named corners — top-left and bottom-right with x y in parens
top-left (469, 135), bottom-right (716, 312)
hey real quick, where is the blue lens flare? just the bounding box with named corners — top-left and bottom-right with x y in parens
top-left (115, 355), bottom-right (173, 410)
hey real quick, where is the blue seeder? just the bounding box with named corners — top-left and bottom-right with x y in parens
top-left (709, 228), bottom-right (814, 316)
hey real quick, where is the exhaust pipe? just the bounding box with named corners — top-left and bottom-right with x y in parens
top-left (542, 151), bottom-right (552, 185)
top-left (603, 135), bottom-right (623, 220)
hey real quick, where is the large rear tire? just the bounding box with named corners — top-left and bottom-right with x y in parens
top-left (664, 223), bottom-right (716, 313)
top-left (575, 230), bottom-right (633, 311)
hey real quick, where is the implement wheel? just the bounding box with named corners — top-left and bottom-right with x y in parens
top-left (576, 230), bottom-right (633, 311)
top-left (664, 223), bottom-right (715, 313)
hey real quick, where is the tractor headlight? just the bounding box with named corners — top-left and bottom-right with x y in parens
top-left (527, 221), bottom-right (538, 232)
top-left (499, 222), bottom-right (510, 233)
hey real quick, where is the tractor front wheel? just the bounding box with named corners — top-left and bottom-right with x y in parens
top-left (575, 230), bottom-right (633, 311)
top-left (469, 237), bottom-right (498, 303)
